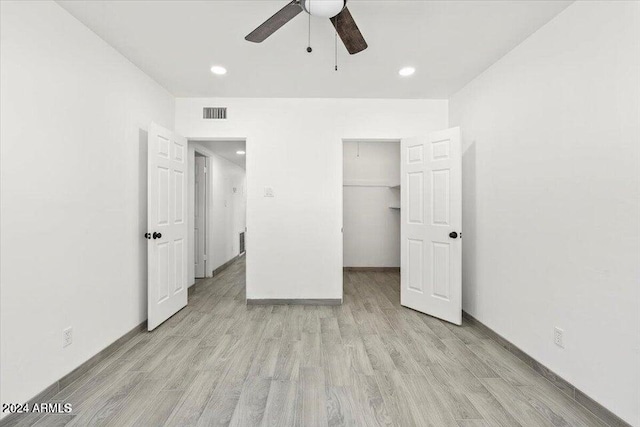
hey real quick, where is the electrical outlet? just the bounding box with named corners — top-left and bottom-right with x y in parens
top-left (63, 327), bottom-right (73, 348)
top-left (554, 327), bottom-right (564, 348)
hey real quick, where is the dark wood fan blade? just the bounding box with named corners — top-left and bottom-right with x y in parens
top-left (245, 1), bottom-right (303, 43)
top-left (330, 6), bottom-right (367, 54)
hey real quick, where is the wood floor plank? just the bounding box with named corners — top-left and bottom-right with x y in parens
top-left (456, 420), bottom-right (490, 427)
top-left (403, 374), bottom-right (458, 427)
top-left (248, 338), bottom-right (281, 379)
top-left (228, 376), bottom-right (272, 427)
top-left (296, 367), bottom-right (329, 427)
top-left (467, 339), bottom-right (541, 387)
top-left (362, 335), bottom-right (396, 372)
top-left (131, 389), bottom-right (184, 427)
top-left (347, 341), bottom-right (375, 375)
top-left (273, 340), bottom-right (303, 382)
top-left (441, 338), bottom-right (500, 379)
top-left (465, 387), bottom-right (523, 427)
top-left (163, 370), bottom-right (222, 427)
top-left (31, 414), bottom-right (74, 427)
top-left (374, 370), bottom-right (419, 427)
top-left (480, 377), bottom-right (553, 427)
top-left (64, 371), bottom-right (147, 426)
top-left (196, 383), bottom-right (244, 427)
top-left (350, 373), bottom-right (394, 427)
top-left (321, 341), bottom-right (352, 387)
top-left (380, 335), bottom-right (424, 376)
top-left (423, 366), bottom-right (483, 421)
top-left (260, 380), bottom-right (298, 427)
top-left (516, 384), bottom-right (608, 427)
top-left (301, 333), bottom-right (323, 368)
top-left (102, 378), bottom-right (167, 427)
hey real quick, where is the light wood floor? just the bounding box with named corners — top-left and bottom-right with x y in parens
top-left (12, 257), bottom-right (610, 426)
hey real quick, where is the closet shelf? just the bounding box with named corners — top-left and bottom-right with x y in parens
top-left (343, 180), bottom-right (401, 188)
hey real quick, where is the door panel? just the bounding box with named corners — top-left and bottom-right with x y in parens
top-left (407, 172), bottom-right (424, 223)
top-left (401, 128), bottom-right (462, 325)
top-left (407, 239), bottom-right (424, 292)
top-left (174, 170), bottom-right (184, 223)
top-left (174, 238), bottom-right (185, 293)
top-left (148, 122), bottom-right (188, 331)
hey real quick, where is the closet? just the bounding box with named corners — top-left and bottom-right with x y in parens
top-left (343, 140), bottom-right (401, 269)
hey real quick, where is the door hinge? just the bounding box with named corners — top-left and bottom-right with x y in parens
top-left (203, 255), bottom-right (207, 260)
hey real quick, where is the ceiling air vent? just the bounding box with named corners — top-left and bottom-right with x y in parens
top-left (203, 107), bottom-right (227, 120)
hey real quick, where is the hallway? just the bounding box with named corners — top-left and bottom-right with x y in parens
top-left (9, 258), bottom-right (609, 426)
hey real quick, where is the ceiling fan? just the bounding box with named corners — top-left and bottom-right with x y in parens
top-left (245, 0), bottom-right (368, 55)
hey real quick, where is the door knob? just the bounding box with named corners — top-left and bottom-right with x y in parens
top-left (144, 233), bottom-right (151, 240)
top-left (153, 232), bottom-right (162, 239)
top-left (449, 231), bottom-right (458, 239)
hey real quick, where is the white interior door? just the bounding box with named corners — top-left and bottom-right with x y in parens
top-left (194, 155), bottom-right (206, 278)
top-left (400, 127), bottom-right (462, 325)
top-left (147, 122), bottom-right (188, 331)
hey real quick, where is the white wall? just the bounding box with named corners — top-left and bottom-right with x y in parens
top-left (187, 142), bottom-right (247, 286)
top-left (343, 141), bottom-right (400, 267)
top-left (449, 2), bottom-right (640, 424)
top-left (0, 0), bottom-right (175, 414)
top-left (176, 98), bottom-right (448, 299)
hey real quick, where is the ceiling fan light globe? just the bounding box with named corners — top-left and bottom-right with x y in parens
top-left (301, 0), bottom-right (345, 18)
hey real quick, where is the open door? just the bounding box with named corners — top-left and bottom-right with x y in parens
top-left (146, 122), bottom-right (188, 331)
top-left (400, 128), bottom-right (462, 325)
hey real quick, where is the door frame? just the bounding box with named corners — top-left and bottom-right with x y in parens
top-left (340, 138), bottom-right (403, 300)
top-left (186, 137), bottom-right (248, 290)
top-left (193, 151), bottom-right (208, 279)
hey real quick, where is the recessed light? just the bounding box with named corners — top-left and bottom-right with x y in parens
top-left (210, 65), bottom-right (227, 75)
top-left (236, 150), bottom-right (246, 155)
top-left (399, 67), bottom-right (416, 77)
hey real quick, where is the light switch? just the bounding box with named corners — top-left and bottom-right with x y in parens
top-left (264, 187), bottom-right (274, 197)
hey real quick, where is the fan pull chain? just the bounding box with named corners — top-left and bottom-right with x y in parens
top-left (334, 24), bottom-right (338, 71)
top-left (306, 0), bottom-right (312, 53)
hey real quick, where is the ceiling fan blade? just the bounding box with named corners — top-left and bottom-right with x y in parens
top-left (330, 6), bottom-right (367, 54)
top-left (245, 1), bottom-right (303, 43)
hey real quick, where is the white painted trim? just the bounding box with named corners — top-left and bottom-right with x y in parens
top-left (190, 142), bottom-right (217, 279)
top-left (193, 151), bottom-right (208, 279)
top-left (188, 137), bottom-right (247, 142)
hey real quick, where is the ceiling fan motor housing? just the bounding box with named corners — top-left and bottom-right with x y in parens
top-left (301, 0), bottom-right (346, 18)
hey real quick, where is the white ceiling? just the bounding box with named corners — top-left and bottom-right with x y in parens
top-left (58, 0), bottom-right (571, 99)
top-left (194, 140), bottom-right (246, 169)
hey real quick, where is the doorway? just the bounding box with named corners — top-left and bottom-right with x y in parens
top-left (341, 129), bottom-right (462, 326)
top-left (342, 139), bottom-right (401, 270)
top-left (187, 139), bottom-right (247, 289)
